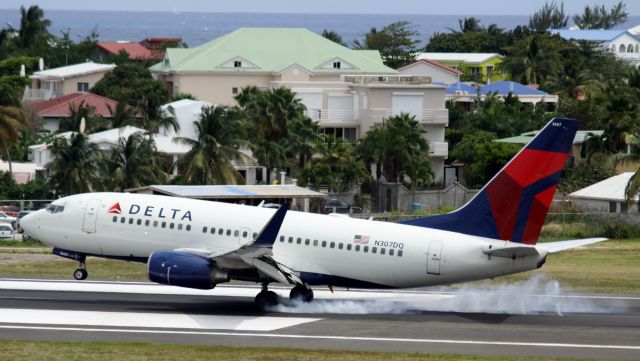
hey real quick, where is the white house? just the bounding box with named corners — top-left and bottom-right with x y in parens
top-left (160, 99), bottom-right (214, 140)
top-left (569, 172), bottom-right (637, 213)
top-left (551, 29), bottom-right (640, 67)
top-left (397, 59), bottom-right (461, 84)
top-left (24, 62), bottom-right (116, 102)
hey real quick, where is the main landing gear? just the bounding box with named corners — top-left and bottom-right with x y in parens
top-left (254, 283), bottom-right (315, 310)
top-left (289, 284), bottom-right (314, 302)
top-left (73, 261), bottom-right (88, 280)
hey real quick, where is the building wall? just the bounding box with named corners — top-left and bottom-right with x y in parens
top-left (571, 198), bottom-right (638, 213)
top-left (374, 181), bottom-right (478, 212)
top-left (62, 71), bottom-right (112, 95)
top-left (397, 62), bottom-right (459, 84)
top-left (169, 73), bottom-right (273, 105)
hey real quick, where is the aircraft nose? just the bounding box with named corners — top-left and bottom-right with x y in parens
top-left (19, 210), bottom-right (41, 236)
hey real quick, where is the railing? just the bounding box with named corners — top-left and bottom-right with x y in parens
top-left (368, 108), bottom-right (449, 125)
top-left (429, 141), bottom-right (448, 157)
top-left (304, 109), bottom-right (358, 121)
top-left (23, 88), bottom-right (63, 101)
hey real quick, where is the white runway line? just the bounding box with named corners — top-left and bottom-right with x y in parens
top-left (0, 308), bottom-right (319, 331)
top-left (0, 325), bottom-right (638, 351)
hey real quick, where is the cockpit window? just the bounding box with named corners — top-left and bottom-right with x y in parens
top-left (46, 205), bottom-right (65, 213)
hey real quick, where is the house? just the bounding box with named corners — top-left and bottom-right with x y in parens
top-left (23, 62), bottom-right (116, 102)
top-left (0, 161), bottom-right (41, 184)
top-left (550, 29), bottom-right (640, 67)
top-left (151, 28), bottom-right (450, 182)
top-left (569, 172), bottom-right (637, 213)
top-left (26, 92), bottom-right (125, 133)
top-left (415, 53), bottom-right (508, 82)
top-left (97, 41), bottom-right (160, 61)
top-left (397, 59), bottom-right (461, 84)
top-left (480, 81), bottom-right (558, 104)
top-left (495, 130), bottom-right (603, 166)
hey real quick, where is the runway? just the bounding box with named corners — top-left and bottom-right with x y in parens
top-left (0, 278), bottom-right (639, 360)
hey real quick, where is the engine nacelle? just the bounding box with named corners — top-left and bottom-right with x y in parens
top-left (148, 251), bottom-right (228, 290)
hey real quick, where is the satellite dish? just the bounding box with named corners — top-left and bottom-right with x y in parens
top-left (39, 58), bottom-right (44, 71)
top-left (19, 64), bottom-right (25, 77)
top-left (79, 117), bottom-right (86, 134)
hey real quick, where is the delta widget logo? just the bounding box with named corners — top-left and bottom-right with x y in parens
top-left (108, 202), bottom-right (122, 214)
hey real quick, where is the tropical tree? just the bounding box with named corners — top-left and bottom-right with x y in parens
top-left (321, 29), bottom-right (346, 46)
top-left (353, 21), bottom-right (419, 68)
top-left (12, 5), bottom-right (51, 51)
top-left (108, 101), bottom-right (138, 129)
top-left (286, 116), bottom-right (321, 170)
top-left (300, 137), bottom-right (367, 192)
top-left (175, 105), bottom-right (249, 185)
top-left (501, 34), bottom-right (566, 84)
top-left (47, 133), bottom-right (103, 196)
top-left (107, 132), bottom-right (168, 191)
top-left (573, 1), bottom-right (628, 30)
top-left (0, 105), bottom-right (28, 174)
top-left (58, 102), bottom-right (109, 133)
top-left (528, 1), bottom-right (568, 32)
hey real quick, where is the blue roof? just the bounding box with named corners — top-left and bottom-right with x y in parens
top-left (550, 29), bottom-right (625, 41)
top-left (480, 81), bottom-right (548, 96)
top-left (445, 82), bottom-right (478, 94)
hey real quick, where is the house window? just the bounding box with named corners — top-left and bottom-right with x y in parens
top-left (620, 44), bottom-right (626, 53)
top-left (234, 60), bottom-right (242, 68)
top-left (470, 67), bottom-right (481, 75)
top-left (486, 66), bottom-right (493, 77)
top-left (333, 61), bottom-right (341, 69)
top-left (232, 87), bottom-right (238, 95)
top-left (628, 44), bottom-right (634, 53)
top-left (620, 202), bottom-right (628, 213)
top-left (77, 82), bottom-right (89, 92)
top-left (609, 201), bottom-right (617, 213)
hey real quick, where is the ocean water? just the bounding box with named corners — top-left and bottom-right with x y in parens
top-left (1, 9), bottom-right (638, 48)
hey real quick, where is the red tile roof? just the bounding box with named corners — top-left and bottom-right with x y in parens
top-left (98, 42), bottom-right (161, 59)
top-left (28, 92), bottom-right (123, 118)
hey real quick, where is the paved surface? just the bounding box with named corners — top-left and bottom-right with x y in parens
top-left (0, 278), bottom-right (639, 360)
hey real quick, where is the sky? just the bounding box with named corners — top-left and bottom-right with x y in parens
top-left (1, 0), bottom-right (639, 15)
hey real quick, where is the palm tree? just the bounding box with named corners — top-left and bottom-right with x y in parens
top-left (502, 35), bottom-right (563, 85)
top-left (14, 5), bottom-right (51, 50)
top-left (286, 116), bottom-right (321, 170)
top-left (107, 132), bottom-right (168, 191)
top-left (139, 99), bottom-right (179, 136)
top-left (47, 133), bottom-right (103, 196)
top-left (108, 102), bottom-right (138, 129)
top-left (0, 105), bottom-right (28, 174)
top-left (175, 105), bottom-right (249, 185)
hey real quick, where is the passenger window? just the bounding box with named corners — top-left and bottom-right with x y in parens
top-left (305, 239), bottom-right (310, 245)
top-left (226, 229), bottom-right (231, 236)
top-left (203, 226), bottom-right (208, 233)
top-left (112, 216), bottom-right (117, 222)
top-left (330, 242), bottom-right (335, 248)
top-left (372, 247), bottom-right (377, 254)
top-left (280, 236), bottom-right (285, 242)
top-left (313, 239), bottom-right (318, 246)
top-left (381, 248), bottom-right (386, 255)
top-left (338, 243), bottom-right (343, 249)
top-left (398, 250), bottom-right (403, 257)
top-left (347, 244), bottom-right (352, 251)
top-left (355, 245), bottom-right (360, 251)
top-left (218, 228), bottom-right (223, 235)
top-left (364, 246), bottom-right (369, 253)
top-left (137, 219), bottom-right (142, 225)
top-left (253, 232), bottom-right (257, 239)
top-left (288, 237), bottom-right (293, 243)
top-left (178, 224), bottom-right (183, 230)
top-left (296, 237), bottom-right (302, 244)
top-left (161, 221), bottom-right (166, 228)
top-left (153, 220), bottom-right (158, 227)
top-left (389, 249), bottom-right (394, 256)
top-left (322, 241), bottom-right (327, 247)
top-left (145, 220), bottom-right (150, 226)
top-left (242, 231), bottom-right (248, 237)
top-left (234, 230), bottom-right (239, 237)
top-left (186, 225), bottom-right (191, 231)
top-left (211, 228), bottom-right (215, 234)
top-left (120, 217), bottom-right (125, 223)
top-left (169, 223), bottom-right (175, 229)
top-left (128, 218), bottom-right (133, 224)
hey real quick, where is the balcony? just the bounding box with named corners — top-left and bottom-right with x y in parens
top-left (304, 109), bottom-right (358, 122)
top-left (429, 141), bottom-right (448, 157)
top-left (368, 108), bottom-right (449, 125)
top-left (23, 88), bottom-right (63, 101)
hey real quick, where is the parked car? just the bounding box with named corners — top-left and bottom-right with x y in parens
top-left (0, 205), bottom-right (20, 218)
top-left (0, 223), bottom-right (13, 240)
top-left (0, 211), bottom-right (17, 229)
top-left (319, 198), bottom-right (362, 215)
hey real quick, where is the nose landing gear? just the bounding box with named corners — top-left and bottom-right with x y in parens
top-left (73, 261), bottom-right (88, 280)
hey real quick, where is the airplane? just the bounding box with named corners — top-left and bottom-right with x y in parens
top-left (20, 117), bottom-right (606, 309)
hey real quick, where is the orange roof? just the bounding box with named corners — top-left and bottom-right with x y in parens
top-left (98, 42), bottom-right (161, 59)
top-left (29, 92), bottom-right (123, 118)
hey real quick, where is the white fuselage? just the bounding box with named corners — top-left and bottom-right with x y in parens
top-left (21, 192), bottom-right (547, 288)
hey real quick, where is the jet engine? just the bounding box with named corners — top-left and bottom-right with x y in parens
top-left (148, 251), bottom-right (228, 290)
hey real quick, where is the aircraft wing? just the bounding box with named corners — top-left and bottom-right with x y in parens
top-left (536, 238), bottom-right (607, 253)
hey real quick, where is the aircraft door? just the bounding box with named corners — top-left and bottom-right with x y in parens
top-left (427, 240), bottom-right (443, 275)
top-left (82, 199), bottom-right (101, 233)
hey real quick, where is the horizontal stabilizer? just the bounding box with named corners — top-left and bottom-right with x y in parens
top-left (537, 238), bottom-right (607, 253)
top-left (482, 244), bottom-right (539, 258)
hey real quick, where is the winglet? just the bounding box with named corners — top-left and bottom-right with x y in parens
top-left (254, 203), bottom-right (289, 246)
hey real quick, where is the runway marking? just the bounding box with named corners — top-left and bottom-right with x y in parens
top-left (0, 308), bottom-right (320, 332)
top-left (0, 325), bottom-right (638, 351)
top-left (2, 278), bottom-right (638, 301)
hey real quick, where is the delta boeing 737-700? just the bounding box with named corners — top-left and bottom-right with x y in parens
top-left (19, 117), bottom-right (605, 308)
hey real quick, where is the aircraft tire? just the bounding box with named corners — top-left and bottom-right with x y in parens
top-left (289, 285), bottom-right (314, 302)
top-left (73, 268), bottom-right (88, 280)
top-left (255, 290), bottom-right (279, 310)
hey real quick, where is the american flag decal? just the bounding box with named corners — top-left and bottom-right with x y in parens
top-left (354, 234), bottom-right (370, 244)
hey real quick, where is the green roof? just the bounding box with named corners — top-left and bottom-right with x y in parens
top-left (150, 28), bottom-right (396, 74)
